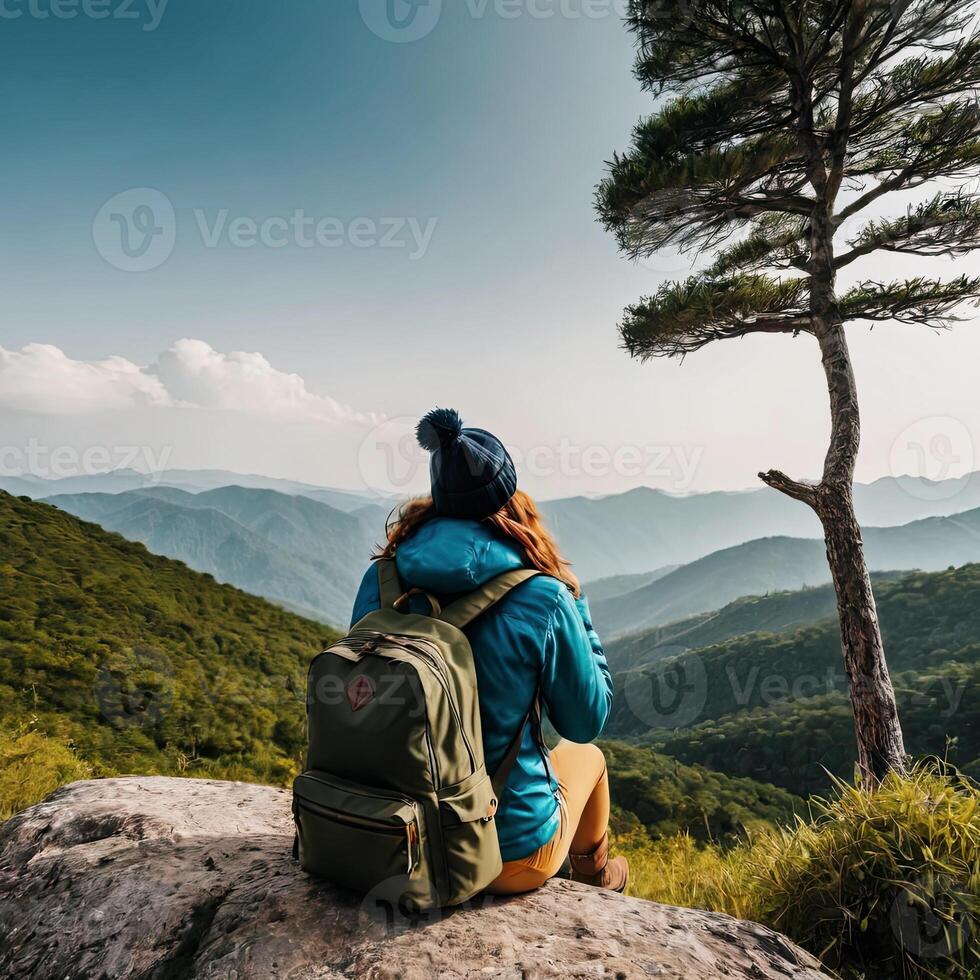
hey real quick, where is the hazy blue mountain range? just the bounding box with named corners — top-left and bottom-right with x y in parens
top-left (47, 487), bottom-right (388, 627)
top-left (603, 571), bottom-right (907, 674)
top-left (21, 467), bottom-right (980, 630)
top-left (1, 468), bottom-right (383, 514)
top-left (7, 465), bottom-right (980, 577)
top-left (581, 566), bottom-right (680, 602)
top-left (591, 506), bottom-right (980, 636)
top-left (541, 473), bottom-right (980, 579)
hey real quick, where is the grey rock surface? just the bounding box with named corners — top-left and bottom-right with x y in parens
top-left (0, 777), bottom-right (831, 979)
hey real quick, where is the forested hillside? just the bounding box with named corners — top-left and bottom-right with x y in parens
top-left (599, 741), bottom-right (802, 844)
top-left (606, 566), bottom-right (980, 796)
top-left (0, 491), bottom-right (335, 787)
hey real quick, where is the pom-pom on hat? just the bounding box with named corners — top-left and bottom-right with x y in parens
top-left (416, 408), bottom-right (518, 520)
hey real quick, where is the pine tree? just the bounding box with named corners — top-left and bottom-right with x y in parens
top-left (597, 0), bottom-right (980, 782)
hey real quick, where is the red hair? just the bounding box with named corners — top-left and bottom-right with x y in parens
top-left (375, 490), bottom-right (580, 597)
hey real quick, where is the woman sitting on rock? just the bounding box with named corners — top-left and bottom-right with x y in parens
top-left (351, 408), bottom-right (628, 894)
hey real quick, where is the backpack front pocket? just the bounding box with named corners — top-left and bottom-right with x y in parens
top-left (293, 770), bottom-right (429, 906)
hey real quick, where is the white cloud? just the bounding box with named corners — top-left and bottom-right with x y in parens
top-left (0, 343), bottom-right (172, 415)
top-left (0, 339), bottom-right (377, 427)
top-left (150, 339), bottom-right (375, 425)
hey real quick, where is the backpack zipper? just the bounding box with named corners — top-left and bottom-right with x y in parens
top-left (382, 636), bottom-right (477, 775)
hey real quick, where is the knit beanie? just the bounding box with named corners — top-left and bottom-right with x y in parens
top-left (416, 408), bottom-right (518, 520)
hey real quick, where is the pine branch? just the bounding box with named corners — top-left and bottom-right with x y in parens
top-left (620, 274), bottom-right (812, 359)
top-left (598, 131), bottom-right (812, 256)
top-left (628, 75), bottom-right (791, 158)
top-left (838, 100), bottom-right (980, 220)
top-left (706, 215), bottom-right (809, 275)
top-left (629, 0), bottom-right (972, 97)
top-left (837, 194), bottom-right (980, 267)
top-left (840, 276), bottom-right (980, 328)
top-left (848, 37), bottom-right (980, 136)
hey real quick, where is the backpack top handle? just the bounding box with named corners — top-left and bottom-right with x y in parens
top-left (392, 587), bottom-right (442, 617)
top-left (378, 561), bottom-right (442, 616)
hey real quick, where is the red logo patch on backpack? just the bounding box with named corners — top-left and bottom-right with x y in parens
top-left (345, 675), bottom-right (375, 712)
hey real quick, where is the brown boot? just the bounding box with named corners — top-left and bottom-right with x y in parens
top-left (569, 833), bottom-right (629, 893)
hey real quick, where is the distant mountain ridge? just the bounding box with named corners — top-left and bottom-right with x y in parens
top-left (47, 487), bottom-right (387, 627)
top-left (592, 505), bottom-right (980, 636)
top-left (9, 466), bottom-right (980, 579)
top-left (20, 467), bottom-right (980, 628)
top-left (0, 468), bottom-right (383, 514)
top-left (542, 471), bottom-right (980, 579)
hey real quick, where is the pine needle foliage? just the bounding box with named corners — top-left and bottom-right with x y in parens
top-left (597, 0), bottom-right (980, 356)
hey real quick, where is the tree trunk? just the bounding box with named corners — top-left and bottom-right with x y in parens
top-left (814, 482), bottom-right (907, 783)
top-left (812, 236), bottom-right (908, 784)
top-left (761, 197), bottom-right (908, 784)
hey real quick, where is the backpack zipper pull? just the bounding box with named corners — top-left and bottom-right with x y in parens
top-left (405, 821), bottom-right (420, 874)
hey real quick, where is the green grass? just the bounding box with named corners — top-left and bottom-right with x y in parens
top-left (0, 722), bottom-right (92, 821)
top-left (619, 763), bottom-right (980, 980)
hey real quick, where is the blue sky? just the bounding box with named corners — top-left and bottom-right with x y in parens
top-left (2, 0), bottom-right (979, 498)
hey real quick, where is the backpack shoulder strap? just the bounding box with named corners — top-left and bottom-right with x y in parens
top-left (441, 567), bottom-right (553, 799)
top-left (377, 559), bottom-right (402, 609)
top-left (438, 568), bottom-right (541, 631)
top-left (490, 688), bottom-right (545, 801)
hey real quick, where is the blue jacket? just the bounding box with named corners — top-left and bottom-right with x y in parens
top-left (350, 517), bottom-right (613, 861)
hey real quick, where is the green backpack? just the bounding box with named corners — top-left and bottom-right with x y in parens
top-left (293, 559), bottom-right (544, 911)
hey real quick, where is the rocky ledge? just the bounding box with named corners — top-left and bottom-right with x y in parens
top-left (0, 777), bottom-right (829, 979)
